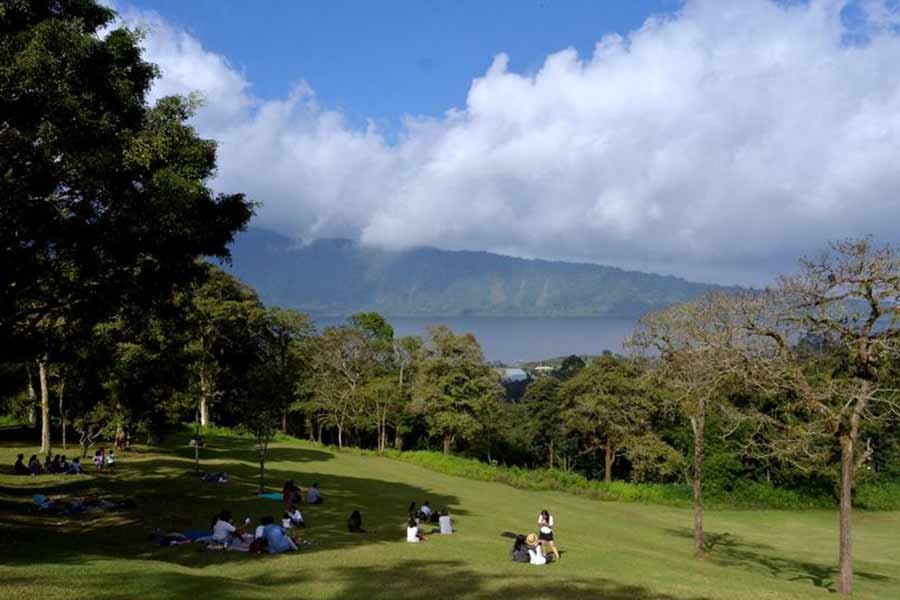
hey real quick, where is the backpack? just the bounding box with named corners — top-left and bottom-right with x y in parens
top-left (249, 537), bottom-right (268, 554)
top-left (512, 548), bottom-right (530, 563)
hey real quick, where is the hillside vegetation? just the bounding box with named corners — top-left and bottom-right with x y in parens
top-left (226, 229), bottom-right (723, 317)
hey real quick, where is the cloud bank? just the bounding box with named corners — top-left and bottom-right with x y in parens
top-left (123, 1), bottom-right (900, 284)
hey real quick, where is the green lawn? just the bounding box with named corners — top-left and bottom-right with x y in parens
top-left (1, 434), bottom-right (898, 600)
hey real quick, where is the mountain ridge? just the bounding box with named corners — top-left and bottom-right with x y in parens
top-left (224, 228), bottom-right (729, 318)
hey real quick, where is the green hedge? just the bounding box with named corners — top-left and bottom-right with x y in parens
top-left (352, 447), bottom-right (900, 511)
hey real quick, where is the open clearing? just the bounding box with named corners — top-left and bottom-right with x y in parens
top-left (1, 434), bottom-right (898, 600)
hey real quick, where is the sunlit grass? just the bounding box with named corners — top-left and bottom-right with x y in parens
top-left (1, 434), bottom-right (897, 600)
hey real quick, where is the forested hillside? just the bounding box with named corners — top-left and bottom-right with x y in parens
top-left (227, 229), bottom-right (724, 317)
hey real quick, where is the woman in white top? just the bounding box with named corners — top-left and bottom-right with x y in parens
top-left (406, 518), bottom-right (426, 543)
top-left (538, 509), bottom-right (560, 560)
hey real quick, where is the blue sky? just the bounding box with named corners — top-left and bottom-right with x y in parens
top-left (122, 1), bottom-right (900, 284)
top-left (128, 0), bottom-right (679, 127)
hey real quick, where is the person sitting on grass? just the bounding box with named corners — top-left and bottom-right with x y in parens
top-left (50, 455), bottom-right (61, 474)
top-left (525, 533), bottom-right (553, 565)
top-left (14, 453), bottom-right (28, 475)
top-left (347, 510), bottom-right (367, 533)
top-left (438, 509), bottom-right (453, 535)
top-left (28, 454), bottom-right (42, 475)
top-left (406, 517), bottom-right (426, 543)
top-left (67, 457), bottom-right (82, 475)
top-left (407, 501), bottom-right (418, 524)
top-left (211, 510), bottom-right (249, 545)
top-left (59, 455), bottom-right (69, 472)
top-left (510, 534), bottom-right (530, 563)
top-left (261, 515), bottom-right (298, 554)
top-left (43, 454), bottom-right (52, 473)
top-left (285, 504), bottom-right (305, 528)
top-left (419, 500), bottom-right (435, 523)
top-left (306, 482), bottom-right (322, 504)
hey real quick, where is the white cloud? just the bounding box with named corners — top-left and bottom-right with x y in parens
top-left (122, 0), bottom-right (900, 284)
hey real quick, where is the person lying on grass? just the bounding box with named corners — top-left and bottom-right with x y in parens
top-left (525, 533), bottom-right (553, 565)
top-left (261, 515), bottom-right (298, 554)
top-left (406, 518), bottom-right (427, 543)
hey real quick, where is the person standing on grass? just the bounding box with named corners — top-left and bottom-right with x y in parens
top-left (106, 449), bottom-right (116, 472)
top-left (538, 509), bottom-right (560, 560)
top-left (93, 449), bottom-right (104, 473)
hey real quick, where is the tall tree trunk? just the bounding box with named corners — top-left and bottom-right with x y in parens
top-left (59, 379), bottom-right (66, 449)
top-left (690, 409), bottom-right (705, 558)
top-left (394, 426), bottom-right (404, 451)
top-left (337, 424), bottom-right (343, 448)
top-left (838, 434), bottom-right (854, 595)
top-left (443, 433), bottom-right (452, 455)
top-left (26, 362), bottom-right (37, 426)
top-left (548, 438), bottom-right (555, 469)
top-left (199, 370), bottom-right (211, 427)
top-left (282, 409), bottom-right (288, 434)
top-left (259, 450), bottom-right (266, 493)
top-left (38, 357), bottom-right (51, 454)
top-left (604, 438), bottom-right (615, 483)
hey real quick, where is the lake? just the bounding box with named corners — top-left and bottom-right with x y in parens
top-left (314, 316), bottom-right (638, 364)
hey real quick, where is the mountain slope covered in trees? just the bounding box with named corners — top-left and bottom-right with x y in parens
top-left (226, 229), bottom-right (726, 317)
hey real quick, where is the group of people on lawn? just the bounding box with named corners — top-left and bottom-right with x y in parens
top-left (13, 448), bottom-right (114, 476)
top-left (510, 510), bottom-right (560, 565)
top-left (405, 500), bottom-right (453, 542)
top-left (15, 448), bottom-right (559, 564)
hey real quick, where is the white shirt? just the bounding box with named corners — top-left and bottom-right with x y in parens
top-left (538, 513), bottom-right (554, 535)
top-left (528, 548), bottom-right (547, 565)
top-left (213, 519), bottom-right (236, 542)
top-left (287, 509), bottom-right (303, 523)
top-left (439, 515), bottom-right (452, 534)
top-left (420, 505), bottom-right (432, 518)
top-left (255, 525), bottom-right (265, 539)
top-left (406, 526), bottom-right (420, 543)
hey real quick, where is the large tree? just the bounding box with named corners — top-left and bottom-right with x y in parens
top-left (734, 239), bottom-right (900, 595)
top-left (411, 326), bottom-right (504, 455)
top-left (559, 356), bottom-right (657, 483)
top-left (629, 292), bottom-right (747, 557)
top-left (0, 1), bottom-right (253, 448)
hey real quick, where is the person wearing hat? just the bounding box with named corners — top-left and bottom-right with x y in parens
top-left (525, 532), bottom-right (552, 565)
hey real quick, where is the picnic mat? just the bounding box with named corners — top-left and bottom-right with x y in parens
top-left (258, 492), bottom-right (282, 501)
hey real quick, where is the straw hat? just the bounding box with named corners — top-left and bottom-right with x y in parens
top-left (526, 532), bottom-right (538, 546)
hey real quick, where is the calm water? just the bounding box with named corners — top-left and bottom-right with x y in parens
top-left (314, 316), bottom-right (637, 364)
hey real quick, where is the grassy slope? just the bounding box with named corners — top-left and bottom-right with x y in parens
top-left (0, 434), bottom-right (897, 600)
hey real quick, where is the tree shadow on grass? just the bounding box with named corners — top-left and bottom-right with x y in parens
top-left (0, 441), bottom-right (464, 569)
top-left (75, 559), bottom-right (715, 600)
top-left (663, 527), bottom-right (894, 593)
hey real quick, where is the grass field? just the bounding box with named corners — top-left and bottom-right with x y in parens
top-left (1, 433), bottom-right (898, 600)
